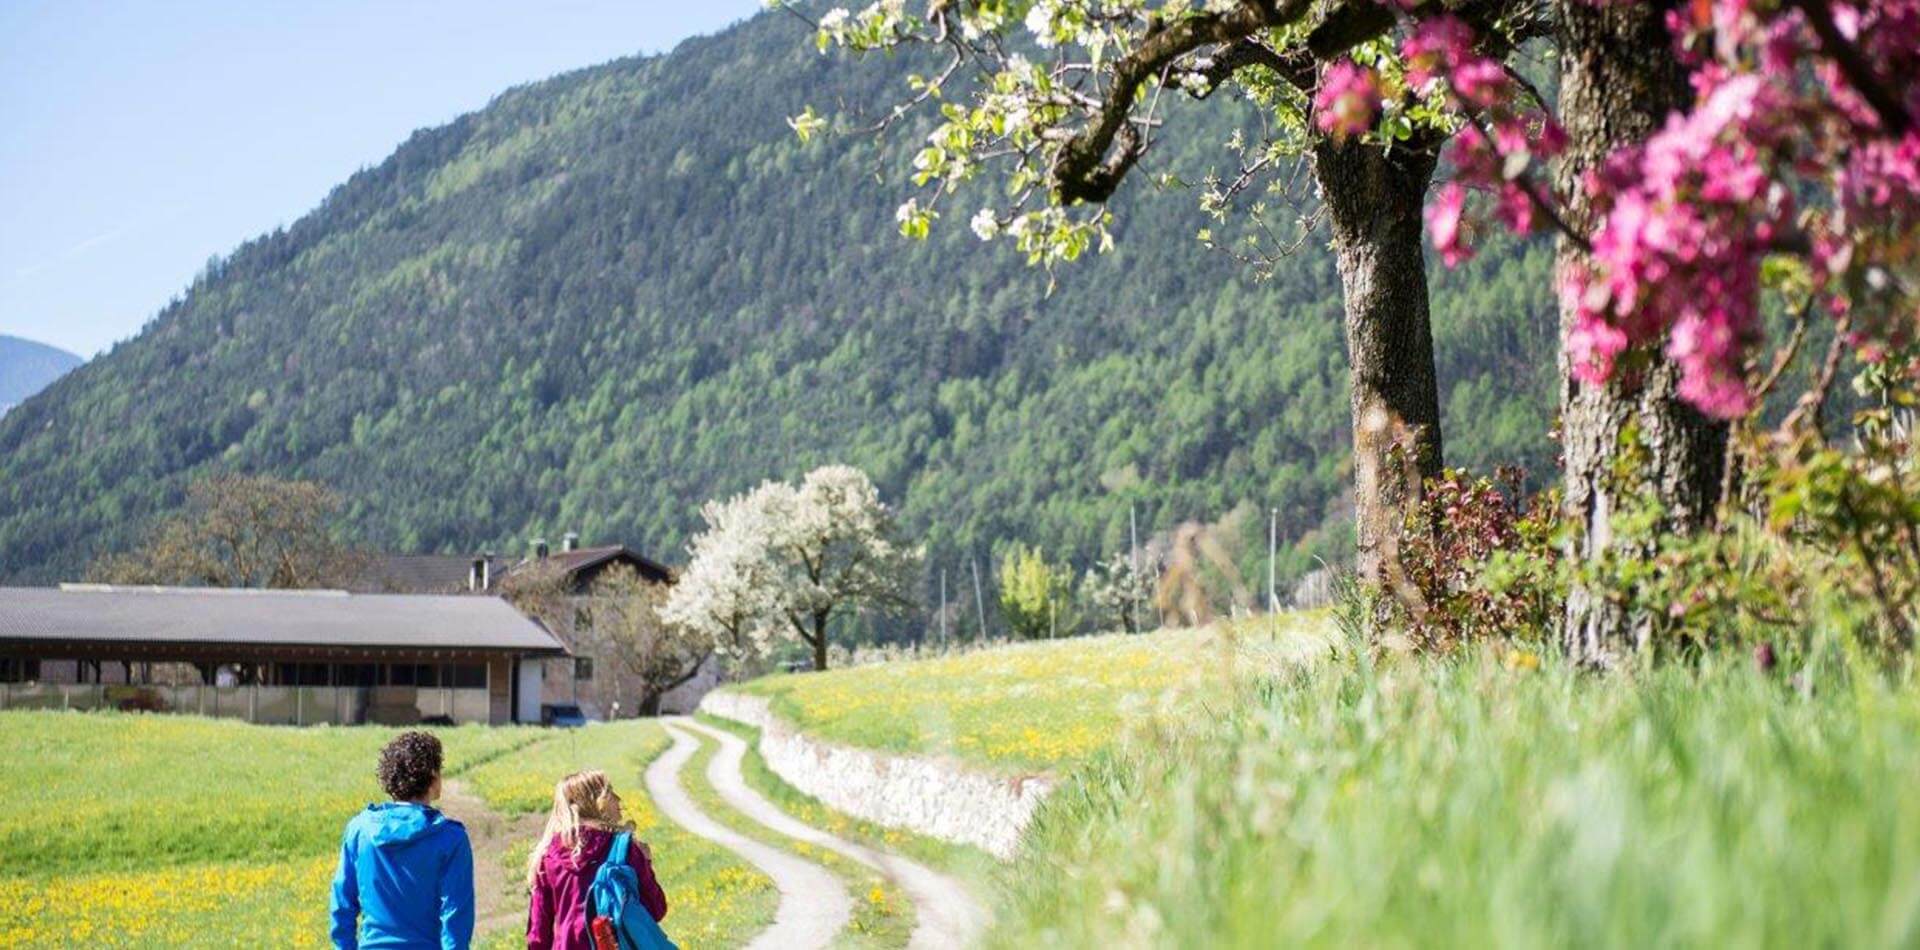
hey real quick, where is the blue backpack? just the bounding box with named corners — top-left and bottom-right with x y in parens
top-left (587, 830), bottom-right (678, 950)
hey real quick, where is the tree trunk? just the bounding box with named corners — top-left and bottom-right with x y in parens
top-left (637, 690), bottom-right (663, 717)
top-left (1553, 0), bottom-right (1727, 664)
top-left (1311, 135), bottom-right (1446, 586)
top-left (811, 611), bottom-right (830, 671)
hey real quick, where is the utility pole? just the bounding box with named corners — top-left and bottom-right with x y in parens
top-left (1129, 504), bottom-right (1142, 634)
top-left (971, 556), bottom-right (989, 641)
top-left (1268, 507), bottom-right (1279, 613)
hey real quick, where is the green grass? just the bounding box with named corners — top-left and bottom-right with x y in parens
top-left (731, 613), bottom-right (1332, 772)
top-left (0, 712), bottom-right (541, 875)
top-left (0, 713), bottom-right (776, 950)
top-left (670, 724), bottom-right (915, 948)
top-left (990, 643), bottom-right (1920, 947)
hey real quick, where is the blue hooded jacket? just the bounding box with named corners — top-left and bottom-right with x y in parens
top-left (329, 802), bottom-right (475, 950)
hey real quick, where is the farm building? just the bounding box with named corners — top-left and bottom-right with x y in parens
top-left (0, 584), bottom-right (566, 725)
top-left (490, 540), bottom-right (720, 719)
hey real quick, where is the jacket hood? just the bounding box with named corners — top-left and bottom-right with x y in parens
top-left (543, 825), bottom-right (619, 873)
top-left (362, 802), bottom-right (456, 847)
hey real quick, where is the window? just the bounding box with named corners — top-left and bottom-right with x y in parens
top-left (575, 657), bottom-right (594, 681)
top-left (0, 659), bottom-right (37, 683)
top-left (574, 607), bottom-right (594, 632)
top-left (335, 664), bottom-right (377, 687)
top-left (449, 664), bottom-right (487, 689)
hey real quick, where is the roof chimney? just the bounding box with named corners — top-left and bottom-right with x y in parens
top-left (562, 532), bottom-right (580, 553)
top-left (532, 538), bottom-right (549, 561)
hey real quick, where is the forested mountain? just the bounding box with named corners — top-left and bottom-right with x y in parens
top-left (0, 335), bottom-right (82, 417)
top-left (0, 8), bottom-right (1558, 598)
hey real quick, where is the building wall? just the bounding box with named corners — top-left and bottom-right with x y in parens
top-left (531, 591), bottom-right (717, 719)
top-left (486, 655), bottom-right (512, 725)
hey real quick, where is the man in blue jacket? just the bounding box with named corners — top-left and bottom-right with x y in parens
top-left (330, 730), bottom-right (475, 949)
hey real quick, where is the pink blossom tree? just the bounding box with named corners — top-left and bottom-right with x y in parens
top-left (1318, 0), bottom-right (1920, 658)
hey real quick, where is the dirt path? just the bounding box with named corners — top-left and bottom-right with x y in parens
top-left (673, 717), bottom-right (990, 950)
top-left (438, 778), bottom-right (543, 940)
top-left (647, 721), bottom-right (851, 950)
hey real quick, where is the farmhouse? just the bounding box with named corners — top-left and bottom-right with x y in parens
top-left (346, 533), bottom-right (689, 718)
top-left (0, 584), bottom-right (566, 725)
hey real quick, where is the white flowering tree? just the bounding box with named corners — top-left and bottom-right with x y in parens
top-left (668, 465), bottom-right (922, 670)
top-left (660, 492), bottom-right (783, 662)
top-left (1084, 549), bottom-right (1160, 634)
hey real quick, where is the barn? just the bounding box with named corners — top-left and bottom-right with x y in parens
top-left (0, 584), bottom-right (566, 725)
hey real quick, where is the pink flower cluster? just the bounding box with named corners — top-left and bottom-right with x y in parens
top-left (1314, 59), bottom-right (1381, 141)
top-left (1563, 74), bottom-right (1790, 417)
top-left (1423, 0), bottom-right (1920, 419)
top-left (1397, 17), bottom-right (1566, 267)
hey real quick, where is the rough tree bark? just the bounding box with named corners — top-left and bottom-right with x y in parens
top-left (1553, 0), bottom-right (1727, 663)
top-left (1312, 134), bottom-right (1446, 585)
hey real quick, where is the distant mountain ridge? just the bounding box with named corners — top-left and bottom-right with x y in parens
top-left (0, 8), bottom-right (1559, 593)
top-left (0, 335), bottom-right (83, 416)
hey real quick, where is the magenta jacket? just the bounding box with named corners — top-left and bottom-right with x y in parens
top-left (526, 826), bottom-right (668, 950)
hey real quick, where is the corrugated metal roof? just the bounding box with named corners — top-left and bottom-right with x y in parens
top-left (0, 586), bottom-right (564, 653)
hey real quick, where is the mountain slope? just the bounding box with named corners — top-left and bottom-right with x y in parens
top-left (0, 335), bottom-right (82, 415)
top-left (0, 9), bottom-right (1558, 593)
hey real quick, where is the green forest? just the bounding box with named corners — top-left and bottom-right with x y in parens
top-left (0, 7), bottom-right (1557, 600)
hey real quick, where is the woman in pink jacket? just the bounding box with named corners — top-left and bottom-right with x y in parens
top-left (525, 770), bottom-right (668, 950)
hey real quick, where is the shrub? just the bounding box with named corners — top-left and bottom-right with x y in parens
top-left (1382, 466), bottom-right (1560, 650)
top-left (997, 543), bottom-right (1080, 639)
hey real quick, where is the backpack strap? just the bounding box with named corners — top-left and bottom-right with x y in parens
top-left (608, 830), bottom-right (633, 870)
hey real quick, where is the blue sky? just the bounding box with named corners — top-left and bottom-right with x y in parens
top-left (1, 0), bottom-right (763, 358)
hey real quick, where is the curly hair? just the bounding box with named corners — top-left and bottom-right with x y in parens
top-left (377, 731), bottom-right (444, 801)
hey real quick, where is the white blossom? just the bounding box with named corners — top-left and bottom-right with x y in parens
top-left (1024, 2), bottom-right (1059, 47)
top-left (970, 209), bottom-right (1000, 240)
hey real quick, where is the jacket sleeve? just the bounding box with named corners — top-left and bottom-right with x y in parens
top-left (439, 829), bottom-right (476, 950)
top-left (629, 840), bottom-right (669, 922)
top-left (329, 828), bottom-right (360, 950)
top-left (526, 861), bottom-right (555, 950)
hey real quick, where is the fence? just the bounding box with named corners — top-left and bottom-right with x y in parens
top-left (0, 682), bottom-right (490, 725)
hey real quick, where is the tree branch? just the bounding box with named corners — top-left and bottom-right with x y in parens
top-left (1053, 0), bottom-right (1316, 203)
top-left (1788, 0), bottom-right (1912, 136)
top-left (1188, 38), bottom-right (1314, 95)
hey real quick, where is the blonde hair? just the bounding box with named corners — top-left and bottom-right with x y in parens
top-left (524, 769), bottom-right (630, 887)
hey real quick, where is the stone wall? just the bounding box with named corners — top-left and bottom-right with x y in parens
top-left (698, 691), bottom-right (1053, 859)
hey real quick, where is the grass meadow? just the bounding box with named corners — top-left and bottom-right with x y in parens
top-left (989, 642), bottom-right (1920, 948)
top-left (732, 612), bottom-right (1332, 772)
top-left (10, 617), bottom-right (1917, 948)
top-left (0, 713), bottom-right (773, 949)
